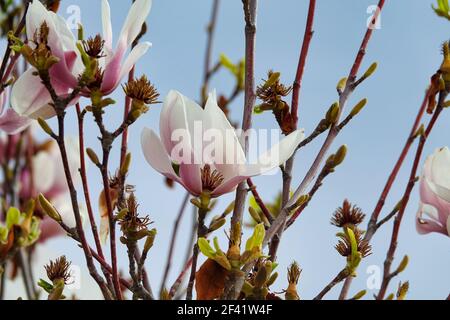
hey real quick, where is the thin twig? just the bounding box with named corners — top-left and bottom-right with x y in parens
top-left (247, 178), bottom-right (273, 223)
top-left (223, 0), bottom-right (258, 300)
top-left (377, 100), bottom-right (445, 300)
top-left (201, 0), bottom-right (221, 104)
top-left (160, 192), bottom-right (190, 296)
top-left (263, 0), bottom-right (386, 250)
top-left (313, 269), bottom-right (349, 300)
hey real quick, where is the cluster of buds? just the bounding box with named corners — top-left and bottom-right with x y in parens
top-left (242, 259), bottom-right (278, 300)
top-left (38, 256), bottom-right (71, 300)
top-left (117, 193), bottom-right (156, 255)
top-left (432, 0), bottom-right (450, 20)
top-left (0, 202), bottom-right (41, 262)
top-left (427, 41), bottom-right (450, 113)
top-left (255, 71), bottom-right (295, 135)
top-left (331, 200), bottom-right (371, 274)
top-left (123, 75), bottom-right (159, 124)
top-left (198, 222), bottom-right (266, 276)
top-left (16, 22), bottom-right (59, 77)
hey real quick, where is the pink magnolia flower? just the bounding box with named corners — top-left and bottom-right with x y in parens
top-left (417, 147), bottom-right (450, 237)
top-left (0, 89), bottom-right (32, 134)
top-left (141, 90), bottom-right (305, 198)
top-left (11, 0), bottom-right (152, 119)
top-left (11, 0), bottom-right (83, 119)
top-left (20, 138), bottom-right (85, 242)
top-left (92, 0), bottom-right (152, 96)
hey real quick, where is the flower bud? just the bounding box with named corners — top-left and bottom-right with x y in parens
top-left (336, 77), bottom-right (347, 93)
top-left (395, 255), bottom-right (409, 274)
top-left (38, 193), bottom-right (62, 223)
top-left (120, 153), bottom-right (132, 176)
top-left (350, 98), bottom-right (368, 117)
top-left (208, 217), bottom-right (226, 232)
top-left (351, 290), bottom-right (367, 300)
top-left (333, 145), bottom-right (348, 167)
top-left (38, 117), bottom-right (54, 137)
top-left (361, 62), bottom-right (378, 81)
top-left (86, 148), bottom-right (100, 166)
top-left (249, 207), bottom-right (262, 223)
top-left (325, 102), bottom-right (340, 124)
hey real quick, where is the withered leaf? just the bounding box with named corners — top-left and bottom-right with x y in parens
top-left (195, 259), bottom-right (228, 300)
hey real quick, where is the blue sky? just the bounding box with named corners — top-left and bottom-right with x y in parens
top-left (6, 0), bottom-right (450, 299)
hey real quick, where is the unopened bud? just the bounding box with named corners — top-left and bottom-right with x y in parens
top-left (333, 145), bottom-right (348, 167)
top-left (120, 153), bottom-right (132, 176)
top-left (209, 218), bottom-right (226, 232)
top-left (38, 118), bottom-right (54, 136)
top-left (38, 193), bottom-right (62, 222)
top-left (86, 148), bottom-right (100, 166)
top-left (337, 77), bottom-right (347, 93)
top-left (326, 102), bottom-right (340, 124)
top-left (249, 207), bottom-right (262, 223)
top-left (351, 290), bottom-right (367, 300)
top-left (395, 255), bottom-right (409, 274)
top-left (361, 62), bottom-right (378, 81)
top-left (350, 99), bottom-right (368, 117)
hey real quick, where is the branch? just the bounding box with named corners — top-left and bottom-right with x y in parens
top-left (377, 99), bottom-right (445, 300)
top-left (263, 0), bottom-right (386, 250)
top-left (223, 0), bottom-right (258, 300)
top-left (291, 0), bottom-right (316, 125)
top-left (247, 178), bottom-right (273, 223)
top-left (201, 0), bottom-right (221, 104)
top-left (160, 192), bottom-right (190, 296)
top-left (313, 269), bottom-right (349, 300)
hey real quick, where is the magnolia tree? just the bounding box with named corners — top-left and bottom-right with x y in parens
top-left (0, 0), bottom-right (448, 301)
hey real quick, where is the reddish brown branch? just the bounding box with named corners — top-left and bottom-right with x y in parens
top-left (291, 0), bottom-right (316, 126)
top-left (247, 178), bottom-right (273, 223)
top-left (377, 103), bottom-right (444, 300)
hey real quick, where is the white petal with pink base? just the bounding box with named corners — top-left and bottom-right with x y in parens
top-left (141, 90), bottom-right (305, 198)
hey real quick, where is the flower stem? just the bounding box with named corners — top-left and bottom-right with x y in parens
top-left (186, 200), bottom-right (209, 300)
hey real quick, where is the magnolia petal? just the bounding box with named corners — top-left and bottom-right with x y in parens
top-left (244, 129), bottom-right (305, 177)
top-left (416, 203), bottom-right (447, 235)
top-left (179, 163), bottom-right (202, 196)
top-left (119, 0), bottom-right (152, 47)
top-left (421, 176), bottom-right (450, 226)
top-left (141, 127), bottom-right (180, 182)
top-left (100, 44), bottom-right (126, 95)
top-left (118, 41), bottom-right (152, 82)
top-left (211, 175), bottom-right (247, 197)
top-left (33, 151), bottom-right (56, 195)
top-left (430, 147), bottom-right (450, 191)
top-left (39, 217), bottom-right (65, 243)
top-left (0, 109), bottom-right (32, 134)
top-left (101, 0), bottom-right (113, 56)
top-left (203, 91), bottom-right (246, 179)
top-left (447, 216), bottom-right (450, 236)
top-left (26, 0), bottom-right (50, 42)
top-left (11, 68), bottom-right (56, 119)
top-left (160, 90), bottom-right (201, 159)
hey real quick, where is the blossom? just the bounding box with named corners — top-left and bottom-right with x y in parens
top-left (0, 89), bottom-right (32, 134)
top-left (11, 0), bottom-right (83, 119)
top-left (11, 0), bottom-right (153, 119)
top-left (92, 0), bottom-right (152, 95)
top-left (141, 90), bottom-right (305, 198)
top-left (416, 147), bottom-right (450, 237)
top-left (20, 138), bottom-right (85, 242)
